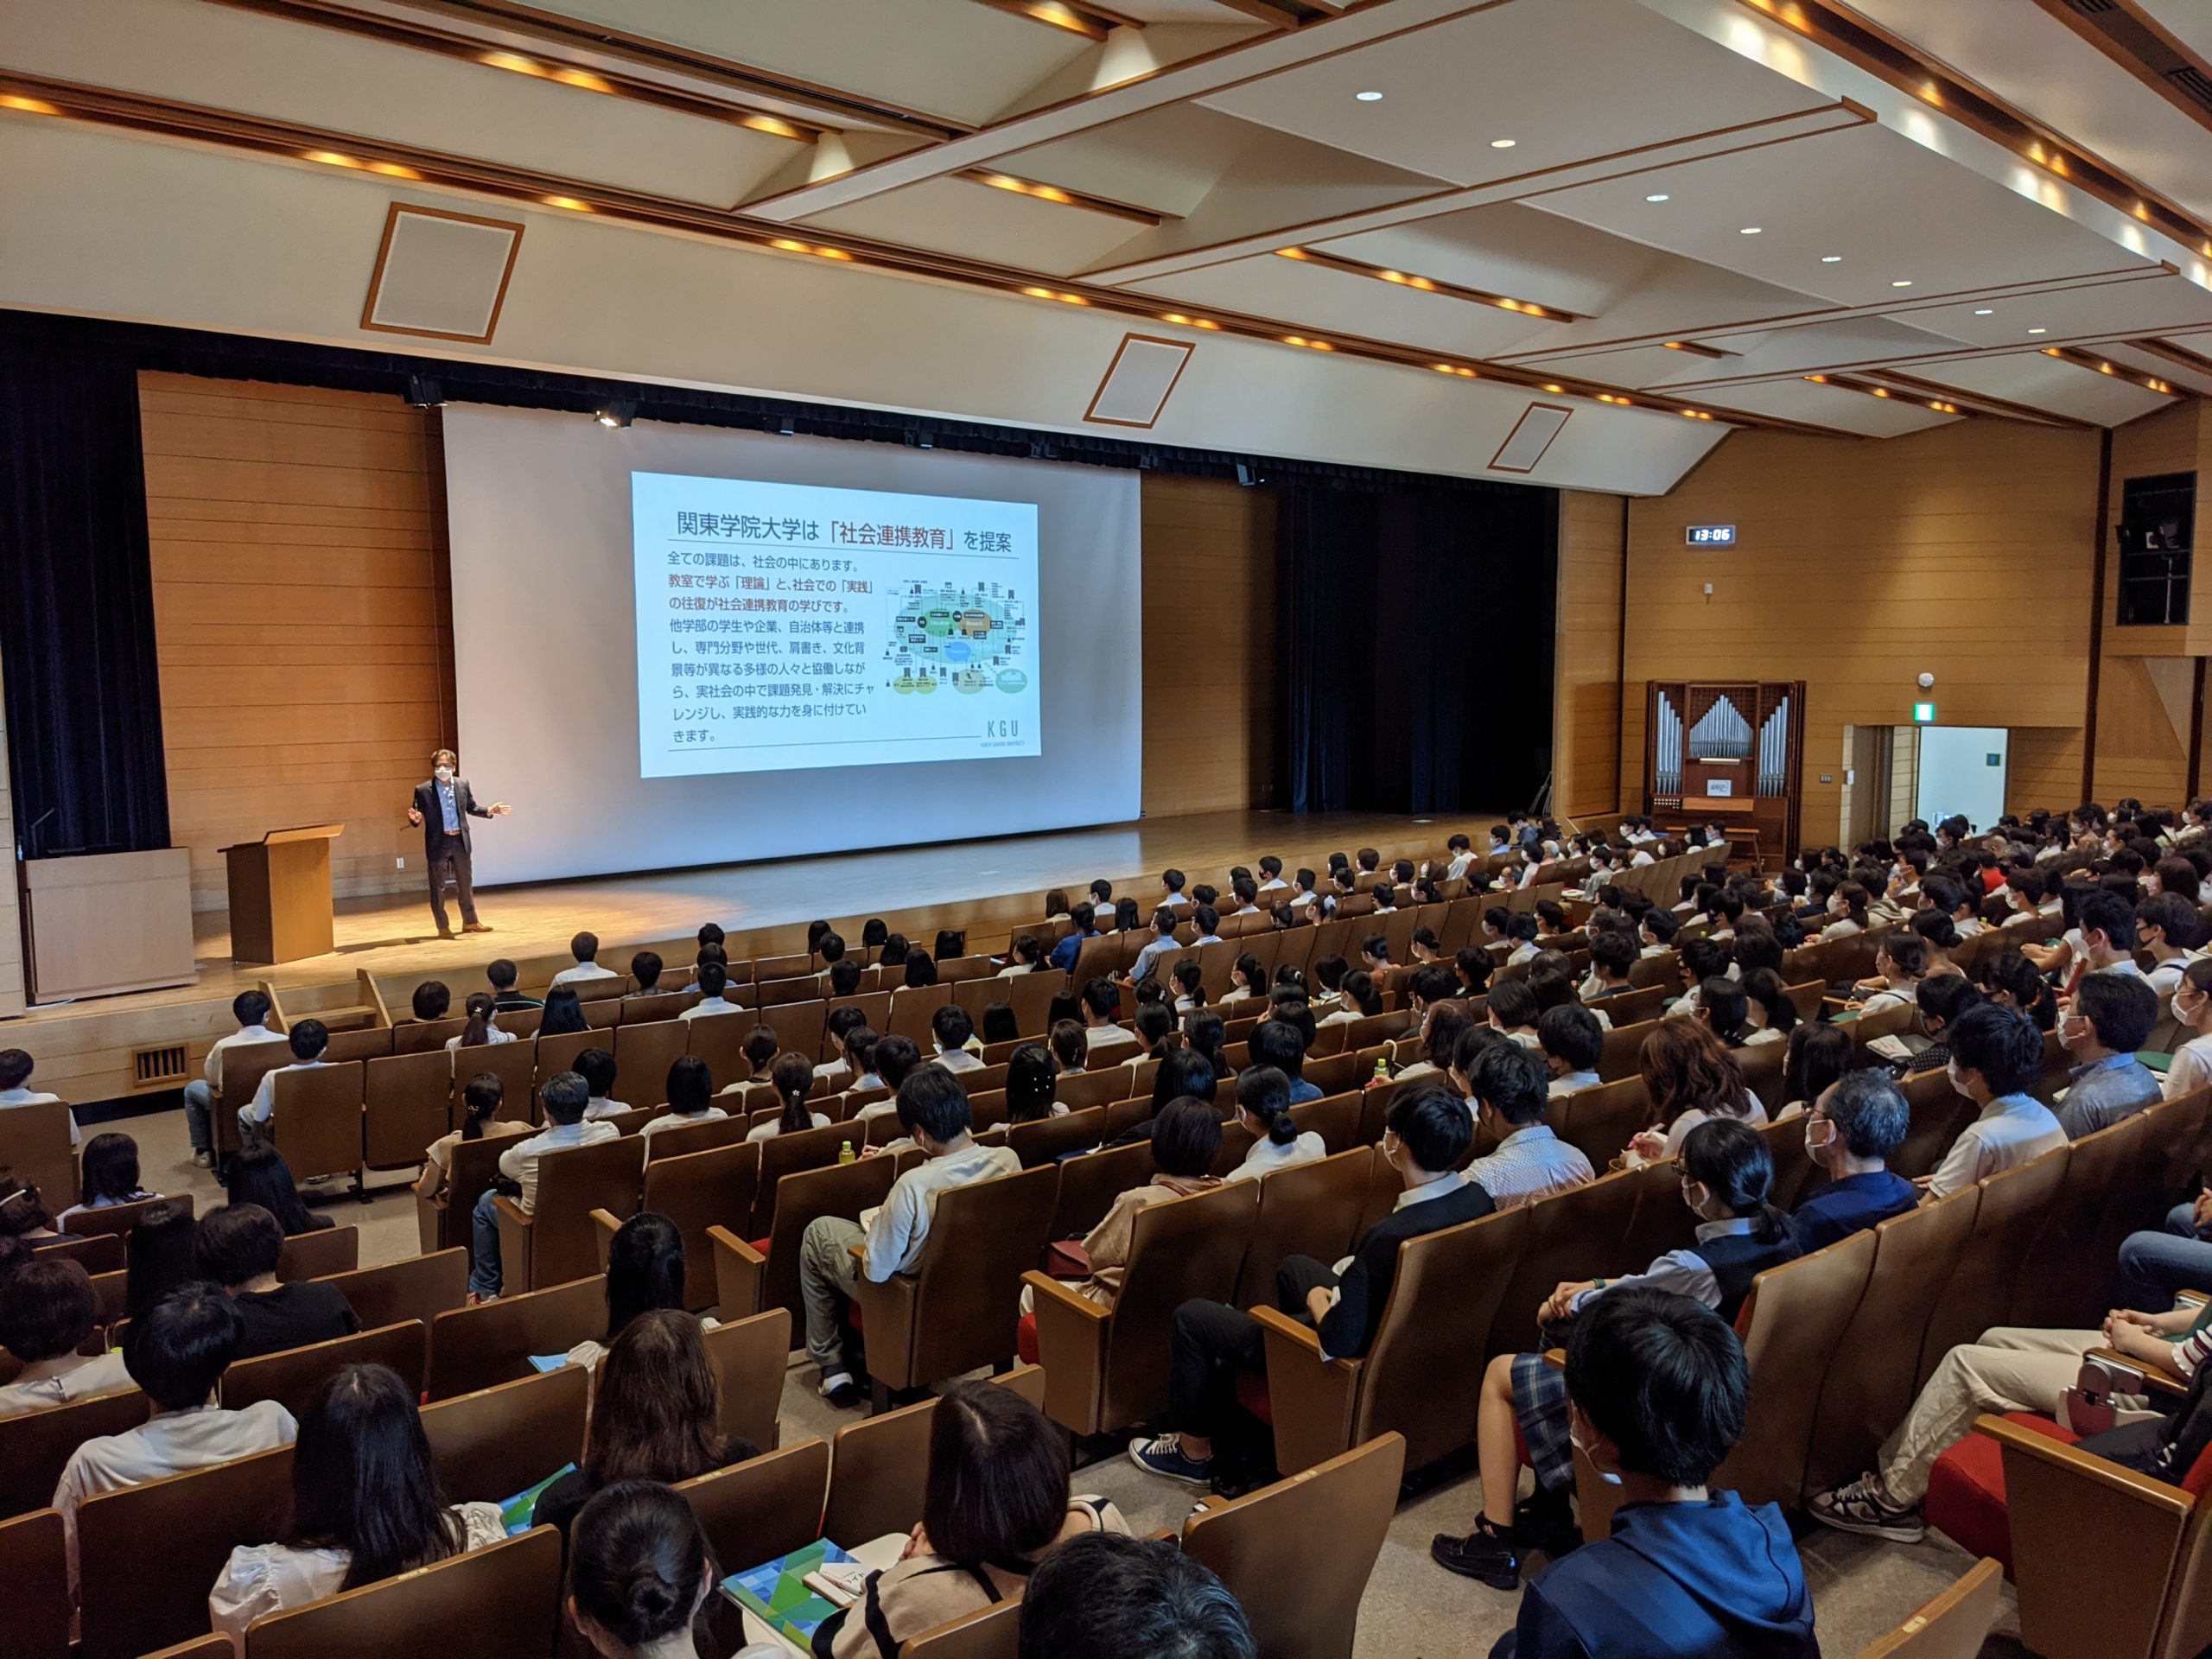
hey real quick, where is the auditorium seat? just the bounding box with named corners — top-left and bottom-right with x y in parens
top-left (1047, 1140), bottom-right (1155, 1240)
top-left (242, 1527), bottom-right (563, 1659)
top-left (366, 1050), bottom-right (455, 1170)
top-left (0, 1387), bottom-right (149, 1522)
top-left (620, 990), bottom-right (697, 1023)
top-left (1914, 1148), bottom-right (2069, 1395)
top-left (1484, 1170), bottom-right (1642, 1357)
top-left (420, 1364), bottom-right (588, 1505)
top-left (1256, 1205), bottom-right (1529, 1478)
top-left (1005, 1105), bottom-right (1105, 1168)
top-left (612, 1019), bottom-right (688, 1100)
top-left (138, 1637), bottom-right (233, 1659)
top-left (1595, 1019), bottom-right (1657, 1082)
top-left (270, 1060), bottom-right (366, 1186)
top-left (1023, 1180), bottom-right (1259, 1437)
top-left (591, 1141), bottom-right (759, 1312)
top-left (1850, 1557), bottom-right (2001, 1659)
top-left (1230, 1147), bottom-right (1373, 1308)
top-left (416, 1135), bottom-right (509, 1255)
top-left (1554, 1077), bottom-right (1649, 1169)
top-left (0, 1099), bottom-right (79, 1220)
top-left (644, 1112), bottom-right (751, 1160)
top-left (741, 1154), bottom-right (903, 1325)
top-left (703, 1308), bottom-right (790, 1454)
top-left (1180, 1432), bottom-right (1406, 1659)
top-left (28, 1232), bottom-right (124, 1274)
top-left (901, 1602), bottom-right (1021, 1659)
top-left (854, 1165), bottom-right (1059, 1410)
top-left (750, 1120), bottom-right (849, 1236)
top-left (0, 1506), bottom-right (67, 1659)
top-left (317, 1248), bottom-right (467, 1333)
top-left (2008, 1111), bottom-right (2154, 1330)
top-left (818, 1365), bottom-right (1046, 1549)
top-left (62, 1191), bottom-right (189, 1240)
top-left (676, 1438), bottom-right (830, 1576)
top-left (493, 1135), bottom-right (645, 1293)
top-left (683, 1014), bottom-right (749, 1090)
top-left (1895, 1068), bottom-right (1980, 1180)
top-left (428, 1274), bottom-right (604, 1399)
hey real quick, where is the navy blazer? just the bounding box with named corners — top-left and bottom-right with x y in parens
top-left (413, 776), bottom-right (490, 859)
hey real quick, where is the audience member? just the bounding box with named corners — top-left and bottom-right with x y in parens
top-left (1064, 1099), bottom-right (1223, 1309)
top-left (1465, 1044), bottom-right (1594, 1210)
top-left (124, 1199), bottom-right (198, 1319)
top-left (1224, 1066), bottom-right (1323, 1182)
top-left (1791, 1070), bottom-right (1916, 1252)
top-left (749, 1052), bottom-right (830, 1142)
top-left (1020, 1533), bottom-right (1255, 1659)
top-left (552, 932), bottom-right (619, 988)
top-left (931, 1004), bottom-right (982, 1071)
top-left (194, 1202), bottom-right (359, 1359)
top-left (2055, 969), bottom-right (2161, 1137)
top-left (60, 1131), bottom-right (157, 1223)
top-left (446, 991), bottom-right (515, 1052)
top-left (0, 1259), bottom-right (132, 1417)
top-left (1922, 1004), bottom-right (2065, 1200)
top-left (539, 987), bottom-right (590, 1037)
top-left (1004, 1044), bottom-right (1063, 1123)
top-left (226, 1145), bottom-right (337, 1235)
top-left (183, 989), bottom-right (276, 1167)
top-left (489, 957), bottom-right (543, 1011)
top-left (577, 1046), bottom-right (631, 1121)
top-left (565, 1481), bottom-right (721, 1659)
top-left (239, 1019), bottom-right (329, 1148)
top-left (472, 1071), bottom-right (618, 1301)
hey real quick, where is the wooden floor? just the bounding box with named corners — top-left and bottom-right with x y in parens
top-left (19, 808), bottom-right (1503, 1105)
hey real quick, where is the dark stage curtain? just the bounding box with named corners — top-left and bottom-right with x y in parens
top-left (1279, 479), bottom-right (1557, 815)
top-left (0, 333), bottom-right (170, 856)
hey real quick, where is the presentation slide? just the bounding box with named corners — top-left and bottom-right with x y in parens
top-left (442, 406), bottom-right (1141, 887)
top-left (632, 472), bottom-right (1040, 779)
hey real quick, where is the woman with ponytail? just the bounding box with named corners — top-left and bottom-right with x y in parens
top-left (568, 1481), bottom-right (733, 1659)
top-left (445, 990), bottom-right (514, 1052)
top-left (1224, 1065), bottom-right (1325, 1183)
top-left (1442, 1118), bottom-right (1802, 1590)
top-left (747, 1051), bottom-right (830, 1143)
top-left (414, 1073), bottom-right (528, 1203)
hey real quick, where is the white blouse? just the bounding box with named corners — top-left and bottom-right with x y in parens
top-left (209, 1502), bottom-right (506, 1649)
top-left (1225, 1131), bottom-right (1327, 1184)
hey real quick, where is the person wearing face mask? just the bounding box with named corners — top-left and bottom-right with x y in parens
top-left (2159, 957), bottom-right (2212, 1103)
top-left (405, 748), bottom-right (512, 939)
top-left (1789, 1071), bottom-right (1916, 1253)
top-left (1433, 1120), bottom-right (1799, 1590)
top-left (2053, 971), bottom-right (2161, 1139)
top-left (1920, 1004), bottom-right (2065, 1202)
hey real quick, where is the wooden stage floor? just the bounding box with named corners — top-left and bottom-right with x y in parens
top-left (20, 808), bottom-right (1504, 1105)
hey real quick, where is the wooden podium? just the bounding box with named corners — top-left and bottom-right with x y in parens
top-left (222, 824), bottom-right (344, 964)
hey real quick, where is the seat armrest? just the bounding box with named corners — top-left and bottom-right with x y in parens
top-left (2177, 1290), bottom-right (2208, 1310)
top-left (1022, 1271), bottom-right (1110, 1437)
top-left (706, 1225), bottom-right (766, 1320)
top-left (492, 1195), bottom-right (533, 1293)
top-left (1971, 1414), bottom-right (2194, 1515)
top-left (852, 1269), bottom-right (919, 1390)
top-left (1249, 1304), bottom-right (1330, 1358)
top-left (2084, 1347), bottom-right (2191, 1397)
top-left (1250, 1306), bottom-right (1363, 1478)
top-left (1541, 1347), bottom-right (1567, 1372)
top-left (588, 1207), bottom-right (622, 1274)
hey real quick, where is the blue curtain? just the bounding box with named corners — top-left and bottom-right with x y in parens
top-left (0, 332), bottom-right (170, 855)
top-left (1278, 478), bottom-right (1556, 814)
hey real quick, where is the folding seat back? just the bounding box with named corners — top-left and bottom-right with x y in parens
top-left (421, 1364), bottom-right (588, 1505)
top-left (1614, 1153), bottom-right (1700, 1271)
top-left (633, 1142), bottom-right (761, 1311)
top-left (533, 1031), bottom-right (595, 1087)
top-left (2009, 1111), bottom-right (2152, 1330)
top-left (704, 1308), bottom-right (791, 1455)
top-left (684, 1014), bottom-right (749, 1090)
top-left (0, 1386), bottom-right (149, 1522)
top-left (611, 1020), bottom-right (688, 1104)
top-left (28, 1232), bottom-right (123, 1274)
top-left (751, 1121), bottom-right (848, 1236)
top-left (270, 1060), bottom-right (365, 1184)
top-left (1288, 1091), bottom-right (1362, 1154)
top-left (417, 1134), bottom-right (509, 1255)
top-left (276, 1225), bottom-right (359, 1281)
top-left (428, 1274), bottom-right (605, 1399)
top-left (224, 1321), bottom-right (426, 1419)
top-left (622, 992), bottom-right (696, 1025)
top-left (1916, 1147), bottom-right (2069, 1394)
top-left (367, 1051), bottom-right (456, 1171)
top-left (1738, 1039), bottom-right (1788, 1115)
top-left (244, 1527), bottom-right (562, 1659)
top-left (1090, 1180), bottom-right (1260, 1432)
top-left (1048, 1141), bottom-right (1156, 1240)
top-left (318, 1248), bottom-right (467, 1333)
top-left (902, 1602), bottom-right (1021, 1659)
top-left (1596, 1020), bottom-right (1656, 1083)
top-left (1850, 1556), bottom-right (2001, 1659)
top-left (675, 1439), bottom-right (830, 1576)
top-left (395, 1017), bottom-right (469, 1056)
top-left (1486, 1171), bottom-right (1641, 1358)
top-left (757, 1155), bottom-right (901, 1325)
top-left (0, 1507), bottom-right (67, 1659)
top-left (1005, 1106), bottom-right (1105, 1168)
top-left (1895, 1068), bottom-right (1980, 1180)
top-left (1847, 1001), bottom-right (1917, 1046)
top-left (61, 1192), bottom-right (185, 1240)
top-left (1232, 1147), bottom-right (1374, 1308)
top-left (1556, 1077), bottom-right (1649, 1169)
top-left (454, 1040), bottom-right (535, 1121)
top-left (495, 1135), bottom-right (645, 1293)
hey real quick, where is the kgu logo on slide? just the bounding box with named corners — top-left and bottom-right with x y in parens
top-left (985, 720), bottom-right (1021, 739)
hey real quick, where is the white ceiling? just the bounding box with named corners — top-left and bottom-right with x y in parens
top-left (2, 0), bottom-right (2209, 466)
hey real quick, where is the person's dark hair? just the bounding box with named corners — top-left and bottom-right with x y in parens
top-left (2073, 970), bottom-right (2159, 1055)
top-left (2155, 856), bottom-right (2202, 903)
top-left (695, 961), bottom-right (728, 1001)
top-left (1699, 976), bottom-right (1751, 1046)
top-left (1409, 964), bottom-right (1459, 1009)
top-left (897, 1065), bottom-right (974, 1145)
top-left (1192, 903), bottom-right (1220, 938)
top-left (1536, 1004), bottom-right (1604, 1076)
top-left (880, 933), bottom-right (912, 967)
top-left (1162, 866), bottom-right (1187, 894)
top-left (232, 989), bottom-right (272, 1029)
top-left (124, 1283), bottom-right (245, 1410)
top-left (0, 1258), bottom-right (97, 1362)
top-left (541, 1070), bottom-right (589, 1127)
top-left (78, 1132), bottom-right (144, 1208)
top-left (1151, 1096), bottom-right (1224, 1179)
top-left (924, 1382), bottom-right (1069, 1567)
top-left (1080, 977), bottom-right (1121, 1022)
top-left (933, 929), bottom-right (966, 962)
top-left (288, 1019), bottom-right (329, 1061)
top-left (1005, 1046), bottom-right (1058, 1124)
top-left (410, 982), bottom-right (451, 1022)
top-left (930, 1003), bottom-right (976, 1054)
top-left (2142, 891), bottom-right (2201, 950)
top-left (1048, 1021), bottom-right (1088, 1072)
top-left (454, 1074), bottom-right (505, 1142)
top-left (124, 1200), bottom-right (198, 1319)
top-left (735, 1025), bottom-right (779, 1076)
top-left (817, 931), bottom-right (847, 965)
top-left (1454, 946), bottom-right (1494, 995)
top-left (874, 1033), bottom-right (924, 1092)
top-left (1877, 932), bottom-right (1927, 980)
top-left (569, 931), bottom-right (601, 964)
top-left (858, 918), bottom-right (888, 950)
top-left (193, 1201), bottom-right (285, 1288)
top-left (1563, 1287), bottom-right (1749, 1486)
top-left (1247, 1017), bottom-right (1307, 1079)
top-left (1229, 954), bottom-right (1266, 1000)
top-left (571, 1046), bottom-right (616, 1102)
top-left (289, 1363), bottom-right (468, 1590)
top-left (2079, 890), bottom-right (2139, 953)
top-left (649, 1056), bottom-right (705, 1121)
top-left (904, 953), bottom-right (941, 989)
top-left (0, 1170), bottom-right (54, 1238)
top-left (584, 1309), bottom-right (737, 1487)
top-left (1638, 1020), bottom-right (1754, 1122)
top-left (483, 957), bottom-right (524, 996)
top-left (1472, 1041), bottom-right (1552, 1128)
top-left (1235, 1065), bottom-right (1295, 1144)
top-left (454, 991), bottom-right (497, 1049)
top-left (1908, 910), bottom-right (1959, 953)
top-left (1976, 947), bottom-right (2058, 1029)
top-left (1783, 1020), bottom-right (1856, 1109)
top-left (1386, 1078), bottom-right (1475, 1171)
top-left (603, 1211), bottom-right (686, 1344)
top-left (1738, 968), bottom-right (1799, 1039)
top-left (569, 1481), bottom-right (714, 1652)
top-left (1949, 1001), bottom-right (2046, 1096)
top-left (1485, 978), bottom-right (1538, 1032)
top-left (1643, 907), bottom-right (1681, 945)
top-left (1915, 970), bottom-right (1983, 1033)
top-left (225, 1146), bottom-right (327, 1236)
top-left (1419, 1001), bottom-right (1472, 1072)
top-left (1185, 1010), bottom-right (1230, 1077)
top-left (538, 987), bottom-right (588, 1037)
top-left (1151, 1047), bottom-right (1217, 1116)
top-left (1680, 1117), bottom-right (1789, 1243)
top-left (770, 1051), bottom-right (817, 1135)
top-left (1339, 970), bottom-right (1382, 1018)
top-left (1173, 960), bottom-right (1206, 1012)
top-left (1589, 931), bottom-right (1638, 981)
top-left (1019, 1533), bottom-right (1255, 1659)
top-left (1133, 1002), bottom-right (1177, 1054)
top-left (1820, 1069), bottom-right (1909, 1162)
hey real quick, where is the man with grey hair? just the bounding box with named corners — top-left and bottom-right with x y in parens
top-left (1789, 1067), bottom-right (1916, 1253)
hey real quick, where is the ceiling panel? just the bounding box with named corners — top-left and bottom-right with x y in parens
top-left (1000, 105), bottom-right (1302, 220)
top-left (1868, 273), bottom-right (2212, 354)
top-left (1910, 352), bottom-right (2171, 425)
top-left (1196, 0), bottom-right (1829, 188)
top-left (1529, 120), bottom-right (2158, 309)
top-left (2137, 0), bottom-right (2212, 67)
top-left (2100, 342), bottom-right (2212, 397)
top-left (800, 175), bottom-right (1152, 275)
top-left (1691, 378), bottom-right (1959, 437)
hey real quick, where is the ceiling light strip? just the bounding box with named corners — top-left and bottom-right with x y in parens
top-left (2036, 344), bottom-right (2176, 396)
top-left (2126, 337), bottom-right (2212, 380)
top-left (961, 0), bottom-right (1126, 42)
top-left (1271, 245), bottom-right (1583, 321)
top-left (0, 73), bottom-right (1859, 438)
top-left (1855, 368), bottom-right (2094, 429)
top-left (1732, 0), bottom-right (2212, 257)
top-left (956, 169), bottom-right (1166, 226)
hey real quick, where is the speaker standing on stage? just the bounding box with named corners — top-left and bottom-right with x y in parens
top-left (406, 747), bottom-right (512, 938)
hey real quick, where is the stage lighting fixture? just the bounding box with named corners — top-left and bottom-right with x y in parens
top-left (404, 374), bottom-right (445, 409)
top-left (594, 400), bottom-right (636, 429)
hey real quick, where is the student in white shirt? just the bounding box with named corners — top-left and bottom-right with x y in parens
top-left (1255, 855), bottom-right (1289, 893)
top-left (1077, 978), bottom-right (1140, 1060)
top-left (468, 1071), bottom-right (619, 1301)
top-left (849, 1033), bottom-right (924, 1124)
top-left (1158, 868), bottom-right (1192, 912)
top-left (799, 1068), bottom-right (1021, 1402)
top-left (679, 961), bottom-right (743, 1021)
top-left (56, 1132), bottom-right (158, 1226)
top-left (1537, 1005), bottom-right (1605, 1101)
top-left (1288, 868), bottom-right (1320, 910)
top-left (239, 1020), bottom-right (331, 1149)
top-left (550, 930), bottom-right (620, 988)
top-left (1465, 1042), bottom-right (1596, 1209)
top-left (0, 1046), bottom-right (72, 1147)
top-left (54, 1286), bottom-right (299, 1586)
top-left (574, 1046), bottom-right (632, 1123)
top-left (930, 1004), bottom-right (985, 1072)
top-left (444, 991), bottom-right (516, 1054)
top-left (0, 1259), bottom-right (133, 1420)
top-left (2072, 890), bottom-right (2151, 983)
top-left (2162, 958), bottom-right (2212, 1102)
top-left (413, 1073), bottom-right (531, 1205)
top-left (1851, 935), bottom-right (1925, 1014)
top-left (637, 1054), bottom-right (732, 1140)
top-left (746, 1052), bottom-right (831, 1143)
top-left (2139, 892), bottom-right (2196, 1002)
top-left (1818, 881), bottom-right (1871, 941)
top-left (183, 990), bottom-right (276, 1168)
top-left (1923, 1004), bottom-right (2066, 1200)
top-left (209, 1362), bottom-right (505, 1646)
top-left (1224, 1066), bottom-right (1325, 1184)
top-left (1486, 980), bottom-right (1542, 1051)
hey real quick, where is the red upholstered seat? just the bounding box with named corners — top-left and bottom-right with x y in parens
top-left (1017, 1313), bottom-right (1039, 1367)
top-left (1924, 1411), bottom-right (2076, 1576)
top-left (750, 1237), bottom-right (771, 1255)
top-left (1234, 1370), bottom-right (1272, 1427)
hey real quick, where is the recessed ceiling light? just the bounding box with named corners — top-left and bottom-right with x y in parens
top-left (2028, 327), bottom-right (2046, 334)
top-left (1355, 90), bottom-right (1383, 102)
top-left (1820, 255), bottom-right (1842, 264)
top-left (1644, 194), bottom-right (1670, 203)
top-left (1891, 280), bottom-right (1912, 288)
top-left (1739, 226), bottom-right (1763, 235)
top-left (1974, 308), bottom-right (1993, 315)
top-left (1491, 138), bottom-right (1516, 149)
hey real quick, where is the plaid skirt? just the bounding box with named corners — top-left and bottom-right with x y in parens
top-left (1510, 1351), bottom-right (1575, 1492)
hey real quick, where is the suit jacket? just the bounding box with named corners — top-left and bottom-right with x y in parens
top-left (414, 777), bottom-right (490, 858)
top-left (1317, 1177), bottom-right (1495, 1360)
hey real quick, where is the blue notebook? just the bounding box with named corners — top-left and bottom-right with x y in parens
top-left (500, 1463), bottom-right (576, 1535)
top-left (526, 1352), bottom-right (574, 1373)
top-left (721, 1540), bottom-right (864, 1644)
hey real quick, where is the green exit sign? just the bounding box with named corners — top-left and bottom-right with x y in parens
top-left (1913, 702), bottom-right (1936, 724)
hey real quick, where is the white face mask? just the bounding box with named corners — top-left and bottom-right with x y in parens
top-left (1803, 1116), bottom-right (1836, 1160)
top-left (1567, 1419), bottom-right (1624, 1485)
top-left (434, 766), bottom-right (454, 784)
top-left (1947, 1059), bottom-right (1967, 1096)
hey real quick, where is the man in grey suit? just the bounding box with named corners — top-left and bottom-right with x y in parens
top-left (406, 747), bottom-right (512, 938)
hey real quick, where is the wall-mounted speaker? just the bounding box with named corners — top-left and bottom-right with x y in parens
top-left (1489, 402), bottom-right (1573, 474)
top-left (1085, 333), bottom-right (1196, 429)
top-left (360, 202), bottom-right (525, 344)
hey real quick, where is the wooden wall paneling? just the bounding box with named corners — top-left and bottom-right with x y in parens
top-left (1624, 421), bottom-right (2101, 841)
top-left (1554, 490), bottom-right (1625, 823)
top-left (1138, 474), bottom-right (1278, 817)
top-left (140, 372), bottom-right (458, 908)
top-left (2093, 654), bottom-right (2194, 806)
top-left (0, 642), bottom-right (25, 1017)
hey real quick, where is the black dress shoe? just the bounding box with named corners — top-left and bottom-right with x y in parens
top-left (1431, 1517), bottom-right (1521, 1590)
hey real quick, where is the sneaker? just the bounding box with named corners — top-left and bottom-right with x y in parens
top-left (1431, 1516), bottom-right (1522, 1590)
top-left (192, 1150), bottom-right (213, 1169)
top-left (1808, 1473), bottom-right (1925, 1543)
top-left (817, 1370), bottom-right (855, 1399)
top-left (1128, 1433), bottom-right (1213, 1486)
top-left (466, 1291), bottom-right (499, 1307)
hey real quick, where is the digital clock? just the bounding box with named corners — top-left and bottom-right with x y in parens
top-left (1685, 524), bottom-right (1737, 546)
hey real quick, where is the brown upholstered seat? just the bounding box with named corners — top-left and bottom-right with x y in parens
top-left (493, 1135), bottom-right (645, 1293)
top-left (1025, 1179), bottom-right (1260, 1437)
top-left (675, 1437), bottom-right (830, 1572)
top-left (0, 1100), bottom-right (76, 1224)
top-left (1554, 1076), bottom-right (1649, 1168)
top-left (1047, 1141), bottom-right (1155, 1239)
top-left (1287, 1091), bottom-right (1362, 1154)
top-left (61, 1192), bottom-right (190, 1239)
top-left (901, 1601), bottom-right (1021, 1659)
top-left (815, 1365), bottom-right (1047, 1552)
top-left (1005, 1106), bottom-right (1106, 1168)
top-left (417, 1134), bottom-right (511, 1255)
top-left (1231, 1147), bottom-right (1374, 1308)
top-left (270, 1060), bottom-right (365, 1185)
top-left (735, 1154), bottom-right (901, 1325)
top-left (427, 1274), bottom-right (604, 1399)
top-left (1915, 1146), bottom-right (2070, 1395)
top-left (421, 1363), bottom-right (589, 1504)
top-left (317, 1248), bottom-right (467, 1332)
top-left (26, 1233), bottom-right (123, 1274)
top-left (854, 1164), bottom-right (1060, 1403)
top-left (2009, 1111), bottom-right (2152, 1330)
top-left (1596, 1018), bottom-right (1658, 1081)
top-left (750, 1120), bottom-right (849, 1236)
top-left (223, 1320), bottom-right (427, 1418)
top-left (645, 1113), bottom-right (751, 1161)
top-left (704, 1307), bottom-right (791, 1454)
top-left (590, 1141), bottom-right (760, 1312)
top-left (366, 1052), bottom-right (456, 1174)
top-left (0, 1387), bottom-right (149, 1522)
top-left (1895, 1067), bottom-right (1980, 1180)
top-left (1852, 1557), bottom-right (2002, 1659)
top-left (612, 1019), bottom-right (688, 1103)
top-left (243, 1526), bottom-right (563, 1659)
top-left (1484, 1169), bottom-right (1643, 1357)
top-left (1180, 1432), bottom-right (1407, 1659)
top-left (0, 1506), bottom-right (67, 1659)
top-left (275, 1225), bottom-right (359, 1281)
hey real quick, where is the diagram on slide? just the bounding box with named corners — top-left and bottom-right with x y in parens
top-left (884, 582), bottom-right (1030, 696)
